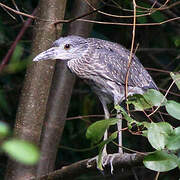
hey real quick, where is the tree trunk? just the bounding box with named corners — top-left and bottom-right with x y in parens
top-left (36, 0), bottom-right (99, 177)
top-left (5, 0), bottom-right (66, 179)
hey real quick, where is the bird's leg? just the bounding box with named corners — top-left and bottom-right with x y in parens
top-left (95, 103), bottom-right (124, 173)
top-left (87, 99), bottom-right (110, 170)
top-left (98, 100), bottom-right (120, 173)
top-left (102, 102), bottom-right (110, 156)
top-left (116, 110), bottom-right (123, 153)
top-left (101, 107), bottom-right (123, 173)
top-left (87, 100), bottom-right (122, 173)
top-left (102, 129), bottom-right (108, 155)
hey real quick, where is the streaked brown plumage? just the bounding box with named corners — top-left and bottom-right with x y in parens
top-left (33, 35), bottom-right (158, 172)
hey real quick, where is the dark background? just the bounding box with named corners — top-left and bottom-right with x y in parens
top-left (0, 0), bottom-right (179, 179)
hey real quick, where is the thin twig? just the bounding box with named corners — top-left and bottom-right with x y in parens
top-left (65, 109), bottom-right (173, 122)
top-left (138, 48), bottom-right (179, 53)
top-left (125, 0), bottom-right (137, 114)
top-left (155, 172), bottom-right (160, 180)
top-left (159, 88), bottom-right (180, 97)
top-left (1, 2), bottom-right (180, 26)
top-left (1, 5), bottom-right (16, 20)
top-left (85, 0), bottom-right (152, 18)
top-left (11, 0), bottom-right (24, 22)
top-left (78, 17), bottom-right (180, 26)
top-left (112, 141), bottom-right (147, 155)
top-left (0, 2), bottom-right (36, 19)
top-left (111, 0), bottom-right (180, 14)
top-left (66, 114), bottom-right (106, 120)
top-left (85, 0), bottom-right (180, 19)
top-left (145, 0), bottom-right (179, 20)
top-left (0, 8), bottom-right (37, 72)
top-left (54, 7), bottom-right (100, 25)
top-left (145, 67), bottom-right (171, 74)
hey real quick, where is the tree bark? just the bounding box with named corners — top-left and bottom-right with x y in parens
top-left (36, 0), bottom-right (99, 177)
top-left (5, 0), bottom-right (66, 179)
top-left (32, 153), bottom-right (145, 180)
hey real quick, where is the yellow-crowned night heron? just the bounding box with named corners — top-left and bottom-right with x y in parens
top-left (33, 35), bottom-right (158, 172)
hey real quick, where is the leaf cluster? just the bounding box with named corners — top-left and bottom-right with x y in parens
top-left (86, 73), bottom-right (180, 173)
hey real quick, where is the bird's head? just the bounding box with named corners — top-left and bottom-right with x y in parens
top-left (33, 36), bottom-right (88, 62)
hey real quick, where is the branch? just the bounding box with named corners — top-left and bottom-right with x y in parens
top-left (85, 0), bottom-right (180, 19)
top-left (0, 2), bottom-right (36, 19)
top-left (145, 0), bottom-right (179, 19)
top-left (1, 2), bottom-right (180, 26)
top-left (0, 8), bottom-right (37, 72)
top-left (11, 0), bottom-right (24, 22)
top-left (125, 0), bottom-right (137, 113)
top-left (54, 6), bottom-right (99, 25)
top-left (77, 17), bottom-right (180, 26)
top-left (31, 153), bottom-right (145, 180)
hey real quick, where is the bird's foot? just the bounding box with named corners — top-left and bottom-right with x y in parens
top-left (87, 153), bottom-right (121, 174)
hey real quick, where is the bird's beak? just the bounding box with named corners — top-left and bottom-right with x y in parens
top-left (33, 47), bottom-right (59, 62)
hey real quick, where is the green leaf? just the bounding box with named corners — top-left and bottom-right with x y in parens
top-left (142, 121), bottom-right (151, 128)
top-left (141, 121), bottom-right (151, 137)
top-left (86, 118), bottom-right (119, 144)
top-left (174, 127), bottom-right (180, 134)
top-left (143, 89), bottom-right (167, 106)
top-left (165, 100), bottom-right (180, 120)
top-left (97, 131), bottom-right (118, 170)
top-left (170, 72), bottom-right (180, 90)
top-left (142, 130), bottom-right (148, 137)
top-left (127, 94), bottom-right (152, 110)
top-left (2, 139), bottom-right (40, 165)
top-left (166, 127), bottom-right (180, 150)
top-left (0, 121), bottom-right (10, 138)
top-left (147, 122), bottom-right (173, 150)
top-left (115, 105), bottom-right (134, 124)
top-left (143, 151), bottom-right (178, 172)
top-left (115, 105), bottom-right (143, 128)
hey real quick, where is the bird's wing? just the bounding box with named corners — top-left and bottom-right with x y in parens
top-left (91, 48), bottom-right (157, 90)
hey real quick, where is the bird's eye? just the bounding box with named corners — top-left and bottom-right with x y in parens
top-left (64, 44), bottom-right (70, 50)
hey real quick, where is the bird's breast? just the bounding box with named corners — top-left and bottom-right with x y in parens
top-left (67, 55), bottom-right (95, 79)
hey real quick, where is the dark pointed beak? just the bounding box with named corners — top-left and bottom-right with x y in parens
top-left (33, 47), bottom-right (58, 62)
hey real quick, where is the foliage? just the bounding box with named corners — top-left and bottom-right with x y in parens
top-left (165, 100), bottom-right (180, 120)
top-left (170, 72), bottom-right (180, 90)
top-left (86, 74), bottom-right (180, 173)
top-left (0, 122), bottom-right (39, 165)
top-left (143, 151), bottom-right (178, 172)
top-left (97, 132), bottom-right (118, 171)
top-left (0, 0), bottom-right (179, 179)
top-left (1, 139), bottom-right (39, 165)
top-left (86, 118), bottom-right (119, 144)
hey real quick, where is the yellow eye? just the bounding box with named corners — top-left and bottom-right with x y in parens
top-left (64, 44), bottom-right (70, 50)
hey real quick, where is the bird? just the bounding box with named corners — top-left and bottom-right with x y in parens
top-left (33, 35), bottom-right (158, 172)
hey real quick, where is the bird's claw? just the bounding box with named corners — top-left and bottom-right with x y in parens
top-left (86, 156), bottom-right (97, 168)
top-left (87, 153), bottom-right (120, 174)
